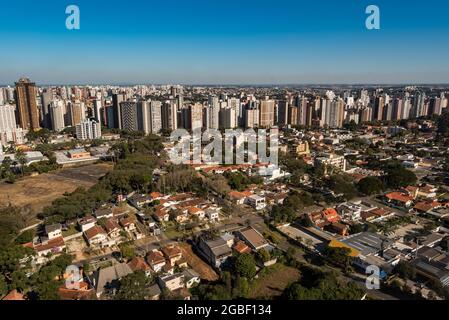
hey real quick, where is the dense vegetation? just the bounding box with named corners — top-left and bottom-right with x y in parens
top-left (0, 206), bottom-right (75, 299)
top-left (270, 191), bottom-right (314, 223)
top-left (283, 266), bottom-right (364, 300)
top-left (38, 135), bottom-right (164, 223)
top-left (223, 171), bottom-right (263, 191)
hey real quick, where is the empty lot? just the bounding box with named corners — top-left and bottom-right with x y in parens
top-left (0, 163), bottom-right (113, 215)
top-left (249, 264), bottom-right (300, 299)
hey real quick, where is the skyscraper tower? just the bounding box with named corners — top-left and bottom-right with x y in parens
top-left (112, 93), bottom-right (125, 129)
top-left (259, 99), bottom-right (275, 128)
top-left (14, 78), bottom-right (40, 130)
top-left (40, 88), bottom-right (53, 129)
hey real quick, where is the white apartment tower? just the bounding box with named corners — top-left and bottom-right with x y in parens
top-left (76, 119), bottom-right (102, 140)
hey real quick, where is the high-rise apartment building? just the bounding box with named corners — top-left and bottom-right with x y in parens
top-left (219, 107), bottom-right (236, 129)
top-left (120, 101), bottom-right (139, 131)
top-left (259, 99), bottom-right (275, 128)
top-left (208, 95), bottom-right (220, 129)
top-left (245, 108), bottom-right (259, 128)
top-left (139, 100), bottom-right (162, 134)
top-left (112, 93), bottom-right (125, 129)
top-left (0, 104), bottom-right (27, 144)
top-left (50, 99), bottom-right (66, 132)
top-left (76, 119), bottom-right (102, 140)
top-left (40, 89), bottom-right (53, 129)
top-left (277, 100), bottom-right (289, 126)
top-left (15, 78), bottom-right (40, 130)
top-left (374, 96), bottom-right (385, 121)
top-left (162, 100), bottom-right (178, 132)
top-left (93, 99), bottom-right (103, 123)
top-left (186, 103), bottom-right (203, 131)
top-left (68, 100), bottom-right (86, 126)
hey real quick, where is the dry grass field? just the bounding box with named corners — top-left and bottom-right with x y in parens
top-left (0, 163), bottom-right (113, 215)
top-left (249, 264), bottom-right (300, 299)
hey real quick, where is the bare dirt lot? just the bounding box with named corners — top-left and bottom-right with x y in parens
top-left (249, 264), bottom-right (300, 299)
top-left (0, 163), bottom-right (113, 215)
top-left (179, 243), bottom-right (219, 282)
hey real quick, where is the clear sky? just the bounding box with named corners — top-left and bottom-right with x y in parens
top-left (1, 0), bottom-right (449, 85)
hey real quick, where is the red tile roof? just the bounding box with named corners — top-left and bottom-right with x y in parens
top-left (34, 237), bottom-right (65, 253)
top-left (127, 256), bottom-right (150, 272)
top-left (386, 192), bottom-right (413, 203)
top-left (104, 218), bottom-right (120, 233)
top-left (146, 250), bottom-right (165, 265)
top-left (2, 290), bottom-right (25, 300)
top-left (84, 226), bottom-right (106, 240)
top-left (162, 245), bottom-right (182, 259)
top-left (233, 241), bottom-right (251, 254)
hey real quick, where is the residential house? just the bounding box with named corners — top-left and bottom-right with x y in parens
top-left (119, 217), bottom-right (136, 232)
top-left (45, 224), bottom-right (62, 240)
top-left (337, 201), bottom-right (364, 221)
top-left (137, 212), bottom-right (157, 227)
top-left (150, 192), bottom-right (165, 201)
top-left (309, 211), bottom-right (329, 228)
top-left (78, 216), bottom-right (97, 232)
top-left (90, 263), bottom-right (133, 297)
top-left (228, 191), bottom-right (248, 205)
top-left (188, 207), bottom-right (205, 220)
top-left (233, 241), bottom-right (251, 254)
top-left (182, 269), bottom-right (201, 288)
top-left (94, 206), bottom-right (114, 219)
top-left (146, 250), bottom-right (166, 273)
top-left (157, 273), bottom-right (185, 292)
top-left (236, 227), bottom-right (269, 251)
top-left (417, 184), bottom-right (438, 199)
top-left (153, 207), bottom-right (170, 222)
top-left (129, 194), bottom-right (153, 209)
top-left (326, 222), bottom-right (349, 236)
top-left (84, 226), bottom-right (108, 246)
top-left (414, 201), bottom-right (442, 214)
top-left (127, 256), bottom-right (152, 277)
top-left (197, 237), bottom-right (232, 268)
top-left (245, 195), bottom-right (266, 210)
top-left (385, 192), bottom-right (414, 208)
top-left (361, 207), bottom-right (395, 222)
top-left (147, 284), bottom-right (161, 300)
top-left (104, 219), bottom-right (121, 239)
top-left (58, 281), bottom-right (96, 300)
top-left (221, 233), bottom-right (235, 248)
top-left (205, 208), bottom-right (220, 221)
top-left (162, 245), bottom-right (183, 266)
top-left (322, 208), bottom-right (341, 224)
top-left (34, 237), bottom-right (66, 261)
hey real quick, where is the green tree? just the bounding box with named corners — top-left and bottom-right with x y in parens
top-left (357, 176), bottom-right (384, 195)
top-left (234, 254), bottom-right (257, 279)
top-left (257, 248), bottom-right (271, 263)
top-left (115, 271), bottom-right (149, 300)
top-left (15, 149), bottom-right (27, 176)
top-left (323, 247), bottom-right (354, 271)
top-left (9, 270), bottom-right (29, 292)
top-left (384, 163), bottom-right (417, 189)
top-left (119, 243), bottom-right (135, 261)
top-left (328, 175), bottom-right (357, 200)
top-left (0, 274), bottom-right (7, 297)
top-left (437, 112), bottom-right (449, 137)
top-left (15, 229), bottom-right (35, 244)
top-left (393, 261), bottom-right (416, 280)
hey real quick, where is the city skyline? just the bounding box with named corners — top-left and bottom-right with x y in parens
top-left (1, 0), bottom-right (449, 85)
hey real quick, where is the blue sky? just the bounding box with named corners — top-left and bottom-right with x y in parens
top-left (0, 0), bottom-right (449, 85)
